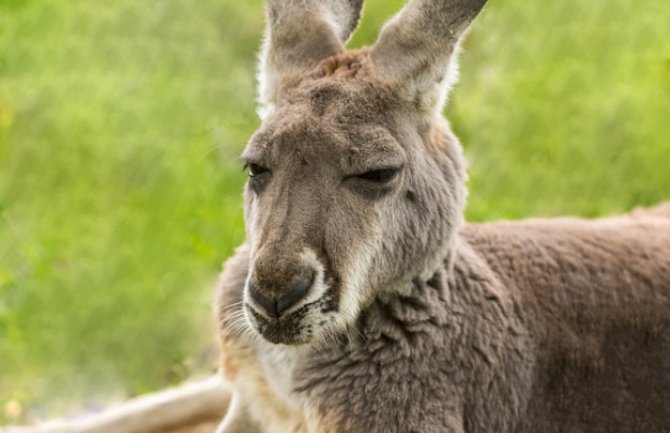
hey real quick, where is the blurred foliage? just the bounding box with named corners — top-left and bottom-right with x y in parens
top-left (0, 0), bottom-right (668, 423)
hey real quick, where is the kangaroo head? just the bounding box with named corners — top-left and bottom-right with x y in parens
top-left (241, 0), bottom-right (488, 345)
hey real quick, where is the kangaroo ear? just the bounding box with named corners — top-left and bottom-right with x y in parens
top-left (258, 0), bottom-right (364, 118)
top-left (371, 0), bottom-right (488, 116)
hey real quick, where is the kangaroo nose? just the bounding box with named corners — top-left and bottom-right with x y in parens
top-left (248, 271), bottom-right (313, 319)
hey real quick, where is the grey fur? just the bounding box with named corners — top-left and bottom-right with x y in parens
top-left (258, 0), bottom-right (364, 117)
top-left (215, 0), bottom-right (670, 432)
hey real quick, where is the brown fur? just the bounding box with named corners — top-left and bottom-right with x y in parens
top-left (215, 1), bottom-right (670, 432)
top-left (218, 211), bottom-right (670, 433)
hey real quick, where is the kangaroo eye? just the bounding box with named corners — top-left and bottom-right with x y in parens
top-left (356, 168), bottom-right (399, 183)
top-left (245, 163), bottom-right (268, 178)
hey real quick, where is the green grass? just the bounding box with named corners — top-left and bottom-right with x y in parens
top-left (1, 0), bottom-right (668, 423)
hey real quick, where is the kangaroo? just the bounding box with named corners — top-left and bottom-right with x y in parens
top-left (214, 0), bottom-right (670, 432)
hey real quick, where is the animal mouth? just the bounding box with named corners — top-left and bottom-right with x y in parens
top-left (245, 301), bottom-right (314, 345)
top-left (245, 294), bottom-right (339, 345)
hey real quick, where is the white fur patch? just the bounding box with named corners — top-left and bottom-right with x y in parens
top-left (336, 242), bottom-right (373, 327)
top-left (298, 248), bottom-right (328, 303)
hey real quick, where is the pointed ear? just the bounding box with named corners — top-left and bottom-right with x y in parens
top-left (370, 0), bottom-right (488, 115)
top-left (258, 0), bottom-right (364, 118)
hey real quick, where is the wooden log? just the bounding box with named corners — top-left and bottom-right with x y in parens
top-left (1, 376), bottom-right (230, 433)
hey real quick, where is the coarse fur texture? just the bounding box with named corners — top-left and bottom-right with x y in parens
top-left (214, 0), bottom-right (670, 432)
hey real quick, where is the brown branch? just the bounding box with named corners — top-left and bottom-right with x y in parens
top-left (2, 376), bottom-right (230, 433)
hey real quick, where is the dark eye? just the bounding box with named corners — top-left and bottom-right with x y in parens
top-left (245, 162), bottom-right (268, 178)
top-left (356, 168), bottom-right (399, 183)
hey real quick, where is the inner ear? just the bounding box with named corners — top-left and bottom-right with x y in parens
top-left (370, 0), bottom-right (489, 114)
top-left (257, 0), bottom-right (365, 119)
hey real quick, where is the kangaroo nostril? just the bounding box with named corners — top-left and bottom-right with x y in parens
top-left (276, 271), bottom-right (313, 315)
top-left (248, 280), bottom-right (278, 318)
top-left (248, 270), bottom-right (314, 319)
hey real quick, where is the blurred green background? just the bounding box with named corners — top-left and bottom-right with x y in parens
top-left (1, 0), bottom-right (668, 424)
